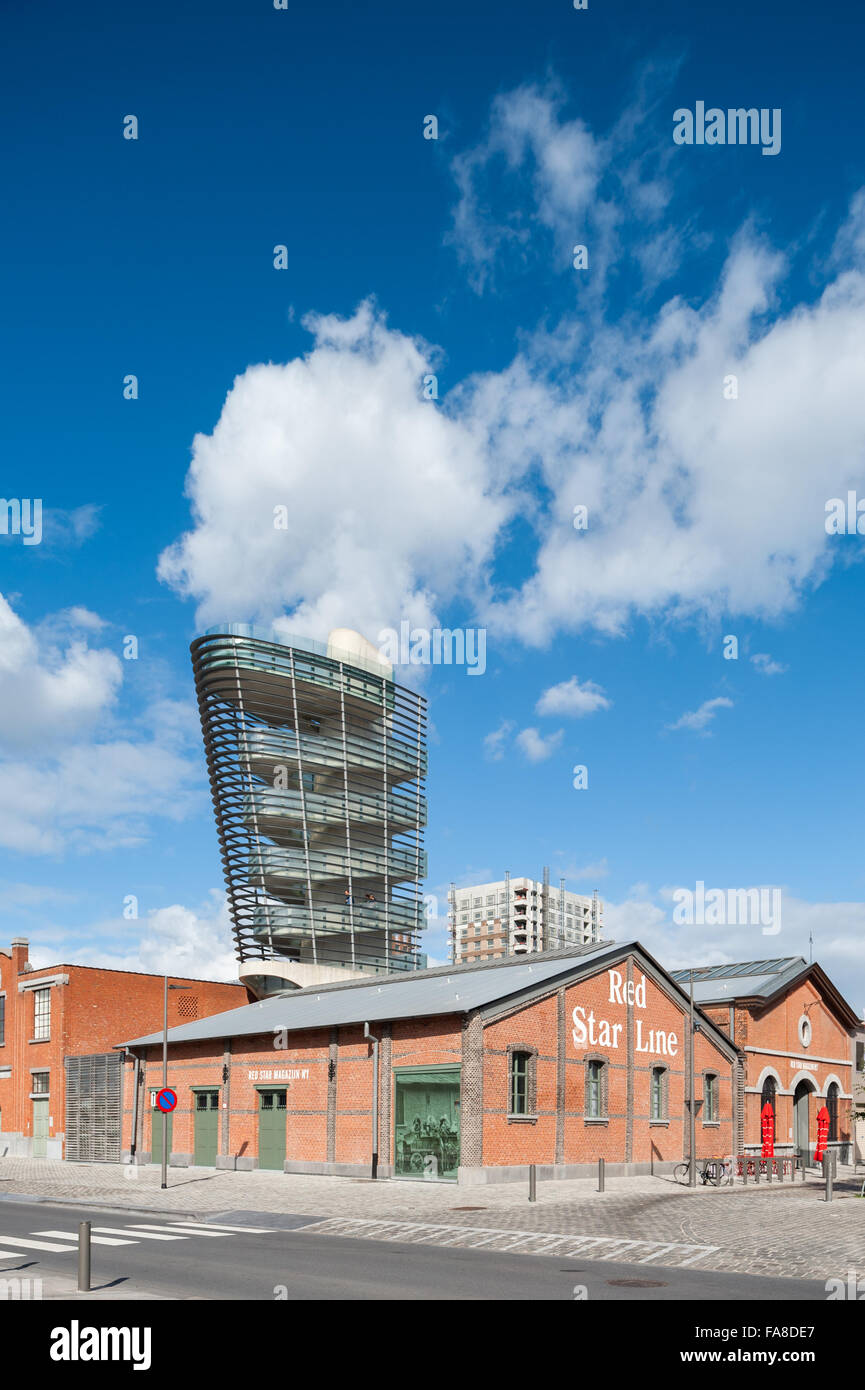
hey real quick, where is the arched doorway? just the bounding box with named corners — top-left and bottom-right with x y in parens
top-left (793, 1079), bottom-right (814, 1163)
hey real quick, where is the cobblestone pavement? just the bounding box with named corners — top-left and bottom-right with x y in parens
top-left (1, 1158), bottom-right (863, 1282)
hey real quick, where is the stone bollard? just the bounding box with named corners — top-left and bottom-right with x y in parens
top-left (823, 1153), bottom-right (833, 1202)
top-left (598, 1157), bottom-right (605, 1193)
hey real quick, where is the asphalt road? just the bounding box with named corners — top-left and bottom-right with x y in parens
top-left (0, 1198), bottom-right (831, 1301)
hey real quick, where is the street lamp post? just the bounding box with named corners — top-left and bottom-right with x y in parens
top-left (688, 970), bottom-right (697, 1188)
top-left (161, 977), bottom-right (192, 1190)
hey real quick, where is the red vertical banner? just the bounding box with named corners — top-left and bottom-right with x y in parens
top-left (813, 1104), bottom-right (830, 1163)
top-left (760, 1101), bottom-right (775, 1158)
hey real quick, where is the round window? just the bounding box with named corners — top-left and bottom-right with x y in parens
top-left (798, 1015), bottom-right (812, 1048)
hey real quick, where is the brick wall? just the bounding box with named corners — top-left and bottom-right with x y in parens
top-left (0, 939), bottom-right (247, 1156)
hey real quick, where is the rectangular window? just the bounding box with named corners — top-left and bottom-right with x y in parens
top-left (586, 1060), bottom-right (603, 1118)
top-left (33, 989), bottom-right (50, 1041)
top-left (856, 1041), bottom-right (864, 1071)
top-left (651, 1067), bottom-right (665, 1121)
top-left (509, 1052), bottom-right (530, 1115)
top-left (32, 1071), bottom-right (49, 1094)
top-left (704, 1074), bottom-right (718, 1123)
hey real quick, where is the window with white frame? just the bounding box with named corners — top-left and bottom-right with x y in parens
top-left (33, 989), bottom-right (51, 1041)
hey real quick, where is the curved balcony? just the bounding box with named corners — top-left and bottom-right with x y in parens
top-left (249, 899), bottom-right (423, 941)
top-left (238, 727), bottom-right (425, 782)
top-left (242, 786), bottom-right (426, 835)
top-left (248, 844), bottom-right (427, 887)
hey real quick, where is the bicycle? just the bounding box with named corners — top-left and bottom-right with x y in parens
top-left (673, 1157), bottom-right (730, 1186)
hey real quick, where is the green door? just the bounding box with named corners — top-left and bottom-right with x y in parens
top-left (193, 1090), bottom-right (220, 1166)
top-left (32, 1098), bottom-right (49, 1157)
top-left (150, 1091), bottom-right (173, 1163)
top-left (258, 1089), bottom-right (287, 1170)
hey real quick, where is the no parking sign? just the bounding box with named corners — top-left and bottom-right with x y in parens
top-left (155, 1087), bottom-right (177, 1113)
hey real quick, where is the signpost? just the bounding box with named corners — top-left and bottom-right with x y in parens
top-left (161, 977), bottom-right (192, 1189)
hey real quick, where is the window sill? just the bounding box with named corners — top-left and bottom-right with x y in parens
top-left (28, 1037), bottom-right (51, 1045)
top-left (649, 1120), bottom-right (670, 1127)
top-left (702, 1120), bottom-right (720, 1128)
top-left (506, 1114), bottom-right (537, 1124)
top-left (584, 1117), bottom-right (609, 1125)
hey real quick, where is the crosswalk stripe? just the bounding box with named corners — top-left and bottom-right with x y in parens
top-left (93, 1226), bottom-right (187, 1242)
top-left (0, 1236), bottom-right (82, 1253)
top-left (297, 1216), bottom-right (718, 1266)
top-left (165, 1222), bottom-right (275, 1234)
top-left (0, 1250), bottom-right (38, 1259)
top-left (127, 1225), bottom-right (206, 1238)
top-left (158, 1227), bottom-right (229, 1238)
top-left (638, 1244), bottom-right (679, 1263)
top-left (32, 1230), bottom-right (136, 1247)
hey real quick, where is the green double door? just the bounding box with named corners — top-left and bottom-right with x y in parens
top-left (194, 1090), bottom-right (220, 1167)
top-left (258, 1089), bottom-right (287, 1170)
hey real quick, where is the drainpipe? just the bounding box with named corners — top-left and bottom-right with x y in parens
top-left (364, 1022), bottom-right (379, 1180)
top-left (127, 1050), bottom-right (141, 1161)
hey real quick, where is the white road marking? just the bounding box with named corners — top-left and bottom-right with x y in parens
top-left (297, 1217), bottom-right (718, 1268)
top-left (0, 1236), bottom-right (82, 1253)
top-left (94, 1226), bottom-right (187, 1241)
top-left (32, 1230), bottom-right (136, 1247)
top-left (166, 1223), bottom-right (276, 1234)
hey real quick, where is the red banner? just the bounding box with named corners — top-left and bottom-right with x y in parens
top-left (760, 1101), bottom-right (775, 1158)
top-left (813, 1104), bottom-right (830, 1163)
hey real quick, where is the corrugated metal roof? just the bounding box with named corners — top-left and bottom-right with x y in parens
top-left (118, 941), bottom-right (620, 1049)
top-left (670, 958), bottom-right (807, 1003)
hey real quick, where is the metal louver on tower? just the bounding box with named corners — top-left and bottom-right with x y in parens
top-left (191, 625), bottom-right (427, 996)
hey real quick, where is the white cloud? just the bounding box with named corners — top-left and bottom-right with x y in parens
top-left (0, 594), bottom-right (122, 749)
top-left (449, 83), bottom-right (603, 291)
top-left (158, 300), bottom-right (513, 642)
top-left (515, 726), bottom-right (564, 762)
top-left (43, 893), bottom-right (239, 982)
top-left (158, 100), bottom-right (865, 659)
top-left (483, 719), bottom-right (514, 761)
top-left (604, 888), bottom-right (865, 1017)
top-left (0, 597), bottom-right (201, 854)
top-left (536, 675), bottom-right (611, 717)
top-left (751, 652), bottom-right (787, 676)
top-left (666, 696), bottom-right (733, 734)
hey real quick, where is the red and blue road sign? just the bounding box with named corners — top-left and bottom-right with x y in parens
top-left (155, 1087), bottom-right (178, 1113)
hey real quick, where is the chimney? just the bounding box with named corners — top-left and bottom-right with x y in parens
top-left (11, 937), bottom-right (29, 975)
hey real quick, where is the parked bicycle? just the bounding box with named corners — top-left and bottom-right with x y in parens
top-left (673, 1156), bottom-right (731, 1186)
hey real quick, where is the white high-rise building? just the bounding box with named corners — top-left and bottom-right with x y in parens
top-left (447, 872), bottom-right (604, 964)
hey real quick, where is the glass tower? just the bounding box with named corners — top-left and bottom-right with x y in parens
top-left (191, 625), bottom-right (427, 994)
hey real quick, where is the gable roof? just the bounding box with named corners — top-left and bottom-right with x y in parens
top-left (117, 938), bottom-right (739, 1061)
top-left (670, 958), bottom-right (861, 1029)
top-left (118, 941), bottom-right (609, 1048)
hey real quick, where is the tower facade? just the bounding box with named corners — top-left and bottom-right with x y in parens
top-left (192, 625), bottom-right (427, 995)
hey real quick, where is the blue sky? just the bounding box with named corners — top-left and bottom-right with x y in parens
top-left (2, 0), bottom-right (864, 1011)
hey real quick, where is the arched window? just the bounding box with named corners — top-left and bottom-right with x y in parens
top-left (761, 1075), bottom-right (777, 1118)
top-left (826, 1083), bottom-right (840, 1142)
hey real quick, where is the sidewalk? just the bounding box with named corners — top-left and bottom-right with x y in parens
top-left (1, 1157), bottom-right (863, 1282)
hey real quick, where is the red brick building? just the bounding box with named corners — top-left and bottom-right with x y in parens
top-left (0, 938), bottom-right (248, 1160)
top-left (670, 958), bottom-right (859, 1164)
top-left (119, 940), bottom-right (740, 1181)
